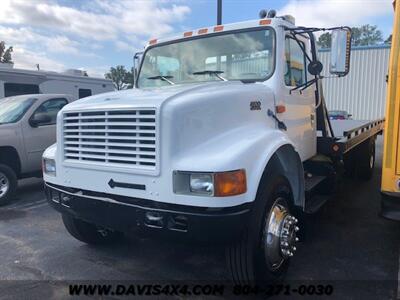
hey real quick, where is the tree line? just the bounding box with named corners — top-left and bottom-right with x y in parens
top-left (317, 24), bottom-right (392, 48)
top-left (0, 41), bottom-right (13, 64)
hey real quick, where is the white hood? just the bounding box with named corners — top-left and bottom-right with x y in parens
top-left (64, 81), bottom-right (256, 111)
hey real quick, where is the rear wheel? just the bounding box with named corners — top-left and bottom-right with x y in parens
top-left (356, 138), bottom-right (375, 181)
top-left (226, 175), bottom-right (299, 284)
top-left (0, 164), bottom-right (17, 206)
top-left (62, 214), bottom-right (123, 245)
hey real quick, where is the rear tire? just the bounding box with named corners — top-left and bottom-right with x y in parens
top-left (0, 164), bottom-right (17, 206)
top-left (62, 214), bottom-right (123, 245)
top-left (356, 138), bottom-right (375, 181)
top-left (226, 175), bottom-right (299, 284)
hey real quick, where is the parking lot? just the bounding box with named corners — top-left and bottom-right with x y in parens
top-left (0, 136), bottom-right (399, 299)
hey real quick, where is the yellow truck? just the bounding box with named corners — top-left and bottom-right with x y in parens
top-left (381, 0), bottom-right (400, 220)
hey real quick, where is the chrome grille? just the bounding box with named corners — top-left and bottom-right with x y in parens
top-left (63, 109), bottom-right (157, 170)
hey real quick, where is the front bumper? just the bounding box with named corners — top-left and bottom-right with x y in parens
top-left (45, 183), bottom-right (252, 243)
top-left (381, 192), bottom-right (400, 221)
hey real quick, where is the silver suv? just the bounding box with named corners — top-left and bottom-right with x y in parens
top-left (0, 94), bottom-right (73, 205)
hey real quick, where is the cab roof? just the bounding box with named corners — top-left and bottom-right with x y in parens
top-left (145, 17), bottom-right (293, 48)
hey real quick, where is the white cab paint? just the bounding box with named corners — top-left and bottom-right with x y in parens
top-left (44, 17), bottom-right (317, 208)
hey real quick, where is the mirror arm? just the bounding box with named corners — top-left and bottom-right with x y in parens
top-left (284, 26), bottom-right (351, 35)
top-left (289, 77), bottom-right (318, 94)
top-left (133, 51), bottom-right (144, 88)
top-left (289, 33), bottom-right (312, 63)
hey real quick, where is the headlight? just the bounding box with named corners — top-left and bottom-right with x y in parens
top-left (43, 158), bottom-right (56, 176)
top-left (190, 173), bottom-right (214, 195)
top-left (173, 169), bottom-right (246, 197)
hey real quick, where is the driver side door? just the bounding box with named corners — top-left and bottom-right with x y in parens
top-left (22, 97), bottom-right (68, 172)
top-left (281, 36), bottom-right (317, 161)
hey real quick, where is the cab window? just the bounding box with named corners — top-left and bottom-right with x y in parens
top-left (31, 98), bottom-right (68, 126)
top-left (284, 37), bottom-right (307, 86)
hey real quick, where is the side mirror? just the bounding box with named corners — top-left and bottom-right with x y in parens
top-left (330, 28), bottom-right (352, 76)
top-left (30, 113), bottom-right (51, 127)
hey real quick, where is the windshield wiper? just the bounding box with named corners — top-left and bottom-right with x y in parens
top-left (147, 75), bottom-right (175, 85)
top-left (192, 70), bottom-right (228, 81)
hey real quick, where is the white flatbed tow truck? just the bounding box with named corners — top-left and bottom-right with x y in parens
top-left (42, 10), bottom-right (384, 283)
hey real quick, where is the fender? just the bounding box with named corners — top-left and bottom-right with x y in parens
top-left (173, 125), bottom-right (304, 206)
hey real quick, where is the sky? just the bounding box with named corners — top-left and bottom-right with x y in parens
top-left (0, 0), bottom-right (394, 78)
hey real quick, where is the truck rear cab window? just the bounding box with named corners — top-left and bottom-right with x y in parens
top-left (284, 37), bottom-right (307, 86)
top-left (4, 83), bottom-right (40, 97)
top-left (79, 89), bottom-right (92, 99)
top-left (31, 98), bottom-right (68, 126)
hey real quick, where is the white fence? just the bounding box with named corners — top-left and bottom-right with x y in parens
top-left (318, 45), bottom-right (390, 120)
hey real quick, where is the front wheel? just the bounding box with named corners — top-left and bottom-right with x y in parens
top-left (226, 175), bottom-right (299, 284)
top-left (0, 164), bottom-right (17, 206)
top-left (62, 214), bottom-right (123, 245)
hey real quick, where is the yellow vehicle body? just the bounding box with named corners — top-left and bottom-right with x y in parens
top-left (381, 0), bottom-right (400, 220)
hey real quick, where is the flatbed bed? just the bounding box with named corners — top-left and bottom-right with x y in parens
top-left (318, 118), bottom-right (384, 156)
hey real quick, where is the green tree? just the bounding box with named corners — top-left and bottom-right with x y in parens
top-left (0, 41), bottom-right (13, 63)
top-left (105, 65), bottom-right (133, 90)
top-left (385, 34), bottom-right (392, 45)
top-left (317, 32), bottom-right (332, 48)
top-left (351, 25), bottom-right (383, 46)
top-left (316, 24), bottom-right (384, 48)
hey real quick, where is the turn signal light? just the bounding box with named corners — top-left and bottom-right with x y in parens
top-left (214, 169), bottom-right (247, 197)
top-left (198, 28), bottom-right (208, 34)
top-left (259, 19), bottom-right (271, 26)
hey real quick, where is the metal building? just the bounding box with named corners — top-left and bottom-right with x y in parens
top-left (318, 45), bottom-right (390, 120)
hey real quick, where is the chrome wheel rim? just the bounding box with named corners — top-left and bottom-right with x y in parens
top-left (369, 153), bottom-right (374, 169)
top-left (262, 197), bottom-right (299, 271)
top-left (0, 172), bottom-right (9, 199)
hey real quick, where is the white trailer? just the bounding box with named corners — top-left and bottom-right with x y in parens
top-left (0, 65), bottom-right (114, 99)
top-left (43, 11), bottom-right (383, 283)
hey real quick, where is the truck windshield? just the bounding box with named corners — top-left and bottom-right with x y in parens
top-left (138, 28), bottom-right (275, 88)
top-left (0, 96), bottom-right (37, 125)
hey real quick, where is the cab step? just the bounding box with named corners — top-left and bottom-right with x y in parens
top-left (304, 175), bottom-right (326, 192)
top-left (304, 175), bottom-right (332, 214)
top-left (304, 194), bottom-right (331, 214)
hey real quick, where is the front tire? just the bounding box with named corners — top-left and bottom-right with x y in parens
top-left (226, 175), bottom-right (299, 284)
top-left (0, 164), bottom-right (17, 206)
top-left (62, 214), bottom-right (123, 245)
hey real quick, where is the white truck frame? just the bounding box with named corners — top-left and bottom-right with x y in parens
top-left (43, 13), bottom-right (383, 283)
top-left (0, 66), bottom-right (114, 100)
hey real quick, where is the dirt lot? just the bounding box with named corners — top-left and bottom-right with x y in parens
top-left (0, 136), bottom-right (399, 299)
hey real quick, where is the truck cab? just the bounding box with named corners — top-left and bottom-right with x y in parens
top-left (43, 13), bottom-right (382, 283)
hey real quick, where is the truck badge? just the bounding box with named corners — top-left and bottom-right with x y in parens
top-left (250, 101), bottom-right (261, 111)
